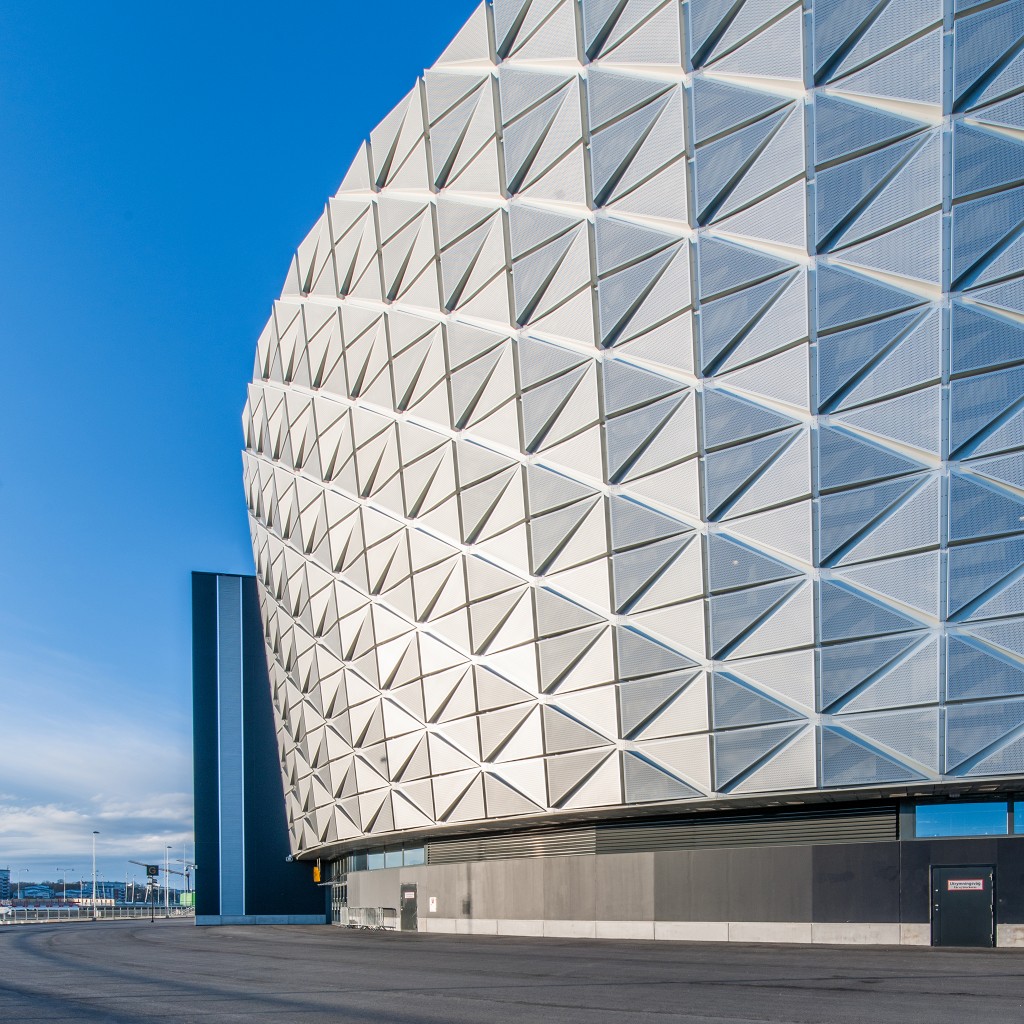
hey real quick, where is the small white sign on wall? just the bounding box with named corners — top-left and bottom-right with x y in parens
top-left (948, 879), bottom-right (985, 892)
top-left (429, 896), bottom-right (437, 913)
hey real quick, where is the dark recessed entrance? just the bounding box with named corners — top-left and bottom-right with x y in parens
top-left (931, 865), bottom-right (995, 947)
top-left (400, 882), bottom-right (418, 932)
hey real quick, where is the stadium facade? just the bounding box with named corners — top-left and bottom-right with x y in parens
top-left (237, 0), bottom-right (1024, 945)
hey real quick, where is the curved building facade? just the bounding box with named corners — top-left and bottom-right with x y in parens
top-left (241, 0), bottom-right (1024, 943)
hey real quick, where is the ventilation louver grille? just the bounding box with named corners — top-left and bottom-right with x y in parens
top-left (426, 805), bottom-right (898, 864)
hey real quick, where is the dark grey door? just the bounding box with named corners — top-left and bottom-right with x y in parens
top-left (932, 866), bottom-right (994, 947)
top-left (400, 882), bottom-right (418, 932)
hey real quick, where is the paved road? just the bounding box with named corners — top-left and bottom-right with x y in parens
top-left (1, 920), bottom-right (1023, 1023)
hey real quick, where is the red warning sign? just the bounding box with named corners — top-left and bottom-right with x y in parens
top-left (947, 879), bottom-right (985, 892)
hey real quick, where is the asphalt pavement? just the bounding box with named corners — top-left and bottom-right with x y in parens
top-left (1, 919), bottom-right (1022, 1023)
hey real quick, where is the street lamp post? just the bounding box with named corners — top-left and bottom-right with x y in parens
top-left (91, 831), bottom-right (99, 921)
top-left (16, 869), bottom-right (28, 900)
top-left (57, 867), bottom-right (74, 902)
top-left (164, 846), bottom-right (171, 917)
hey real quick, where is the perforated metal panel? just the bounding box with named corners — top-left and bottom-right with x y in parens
top-left (242, 0), bottom-right (1024, 857)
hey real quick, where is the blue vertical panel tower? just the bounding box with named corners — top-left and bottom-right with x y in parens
top-left (192, 572), bottom-right (326, 925)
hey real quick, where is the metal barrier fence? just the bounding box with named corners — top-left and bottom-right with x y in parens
top-left (0, 906), bottom-right (195, 925)
top-left (334, 906), bottom-right (397, 930)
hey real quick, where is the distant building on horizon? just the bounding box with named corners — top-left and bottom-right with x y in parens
top-left (0, 869), bottom-right (9, 901)
top-left (20, 885), bottom-right (53, 900)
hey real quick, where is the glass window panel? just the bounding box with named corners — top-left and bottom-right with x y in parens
top-left (384, 847), bottom-right (403, 869)
top-left (351, 850), bottom-right (367, 872)
top-left (915, 801), bottom-right (1008, 837)
top-left (403, 846), bottom-right (425, 866)
top-left (1014, 802), bottom-right (1024, 834)
top-left (367, 848), bottom-right (385, 870)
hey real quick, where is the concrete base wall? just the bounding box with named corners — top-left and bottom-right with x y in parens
top-left (414, 917), bottom-right (1024, 947)
top-left (420, 918), bottom-right (909, 945)
top-left (997, 925), bottom-right (1024, 947)
top-left (197, 915), bottom-right (327, 926)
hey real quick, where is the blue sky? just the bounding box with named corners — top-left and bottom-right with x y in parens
top-left (0, 0), bottom-right (477, 882)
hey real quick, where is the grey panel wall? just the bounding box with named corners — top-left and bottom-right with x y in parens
top-left (655, 846), bottom-right (815, 924)
top-left (811, 843), bottom-right (901, 924)
top-left (345, 836), bottom-right (1024, 933)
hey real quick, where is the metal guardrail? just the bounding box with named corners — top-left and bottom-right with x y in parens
top-left (334, 906), bottom-right (397, 930)
top-left (0, 906), bottom-right (195, 925)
